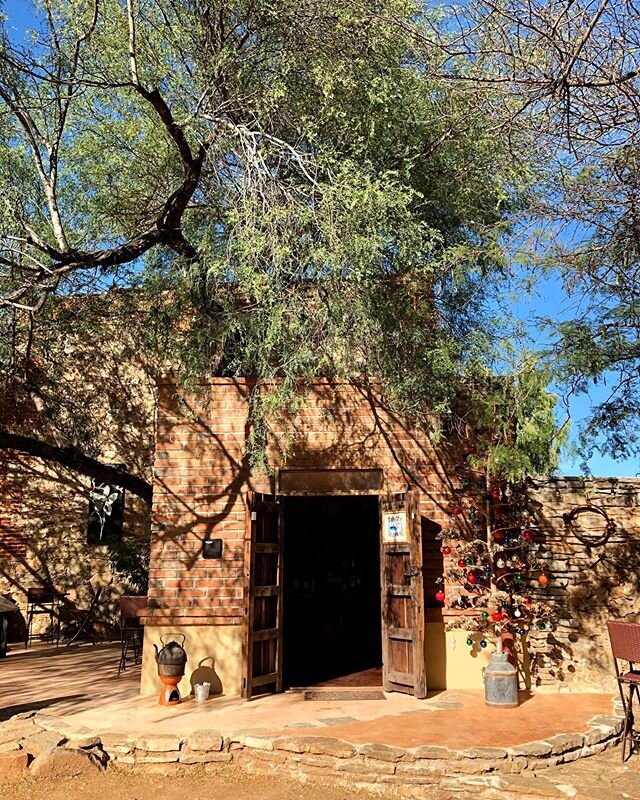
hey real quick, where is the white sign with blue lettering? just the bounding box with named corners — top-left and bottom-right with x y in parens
top-left (382, 511), bottom-right (408, 543)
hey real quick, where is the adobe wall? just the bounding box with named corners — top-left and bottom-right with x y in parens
top-left (0, 451), bottom-right (150, 637)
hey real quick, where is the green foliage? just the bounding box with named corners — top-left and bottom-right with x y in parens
top-left (0, 0), bottom-right (562, 481)
top-left (465, 360), bottom-right (566, 482)
top-left (108, 536), bottom-right (150, 595)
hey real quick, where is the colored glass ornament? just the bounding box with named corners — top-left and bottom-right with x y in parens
top-left (451, 507), bottom-right (462, 516)
top-left (523, 530), bottom-right (534, 542)
top-left (496, 558), bottom-right (505, 569)
top-left (493, 531), bottom-right (504, 541)
top-left (524, 597), bottom-right (533, 605)
top-left (441, 546), bottom-right (452, 555)
top-left (435, 590), bottom-right (445, 603)
top-left (465, 557), bottom-right (474, 566)
top-left (538, 622), bottom-right (546, 630)
top-left (490, 487), bottom-right (501, 500)
top-left (538, 574), bottom-right (550, 586)
top-left (492, 611), bottom-right (504, 622)
top-left (480, 639), bottom-right (488, 648)
top-left (466, 637), bottom-right (473, 646)
top-left (467, 572), bottom-right (478, 585)
top-left (457, 559), bottom-right (466, 568)
top-left (515, 573), bottom-right (524, 582)
top-left (518, 628), bottom-right (526, 636)
top-left (481, 611), bottom-right (489, 619)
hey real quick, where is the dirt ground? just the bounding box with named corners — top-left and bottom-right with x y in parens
top-left (1, 765), bottom-right (379, 800)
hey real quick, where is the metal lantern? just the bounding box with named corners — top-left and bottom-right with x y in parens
top-left (154, 633), bottom-right (187, 706)
top-left (484, 651), bottom-right (519, 708)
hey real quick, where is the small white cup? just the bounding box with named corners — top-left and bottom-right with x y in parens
top-left (194, 682), bottom-right (211, 703)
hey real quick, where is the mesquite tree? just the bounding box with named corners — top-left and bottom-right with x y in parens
top-left (0, 0), bottom-right (562, 481)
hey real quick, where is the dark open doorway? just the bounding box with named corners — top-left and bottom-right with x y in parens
top-left (282, 495), bottom-right (382, 688)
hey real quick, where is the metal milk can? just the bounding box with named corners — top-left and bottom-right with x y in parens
top-left (484, 651), bottom-right (519, 708)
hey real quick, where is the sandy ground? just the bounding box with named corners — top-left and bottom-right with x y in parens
top-left (1, 765), bottom-right (378, 800)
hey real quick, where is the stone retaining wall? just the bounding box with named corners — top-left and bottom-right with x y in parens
top-left (0, 704), bottom-right (623, 797)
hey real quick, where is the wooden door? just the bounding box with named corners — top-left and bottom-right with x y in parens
top-left (379, 488), bottom-right (427, 698)
top-left (243, 492), bottom-right (283, 699)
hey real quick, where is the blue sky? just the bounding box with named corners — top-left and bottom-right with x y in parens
top-left (2, 0), bottom-right (637, 478)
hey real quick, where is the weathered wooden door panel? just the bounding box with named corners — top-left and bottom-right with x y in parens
top-left (379, 488), bottom-right (426, 698)
top-left (243, 492), bottom-right (283, 699)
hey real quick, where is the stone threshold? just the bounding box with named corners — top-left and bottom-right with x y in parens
top-left (0, 701), bottom-right (624, 795)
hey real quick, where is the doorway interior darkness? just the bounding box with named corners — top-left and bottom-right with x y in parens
top-left (282, 494), bottom-right (381, 688)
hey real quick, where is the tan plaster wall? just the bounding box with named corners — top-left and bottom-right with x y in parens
top-left (140, 624), bottom-right (243, 698)
top-left (425, 625), bottom-right (492, 691)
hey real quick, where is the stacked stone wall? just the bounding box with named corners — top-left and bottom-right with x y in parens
top-left (524, 477), bottom-right (640, 690)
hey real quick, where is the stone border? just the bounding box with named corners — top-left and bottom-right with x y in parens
top-left (0, 702), bottom-right (624, 792)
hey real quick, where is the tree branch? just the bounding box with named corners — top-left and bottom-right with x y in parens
top-left (0, 429), bottom-right (153, 503)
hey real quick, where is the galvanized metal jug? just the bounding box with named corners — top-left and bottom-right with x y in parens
top-left (484, 651), bottom-right (519, 708)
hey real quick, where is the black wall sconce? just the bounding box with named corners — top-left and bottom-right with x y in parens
top-left (202, 538), bottom-right (223, 559)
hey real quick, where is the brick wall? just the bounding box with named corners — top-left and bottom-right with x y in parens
top-left (148, 378), bottom-right (456, 626)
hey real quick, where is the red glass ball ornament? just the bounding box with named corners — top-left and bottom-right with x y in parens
top-left (451, 507), bottom-right (462, 516)
top-left (467, 572), bottom-right (478, 585)
top-left (523, 530), bottom-right (534, 542)
top-left (435, 590), bottom-right (446, 603)
top-left (490, 487), bottom-right (501, 500)
top-left (524, 596), bottom-right (533, 605)
top-left (457, 559), bottom-right (466, 568)
top-left (538, 574), bottom-right (550, 586)
top-left (492, 611), bottom-right (504, 622)
top-left (441, 546), bottom-right (452, 555)
top-left (493, 531), bottom-right (504, 541)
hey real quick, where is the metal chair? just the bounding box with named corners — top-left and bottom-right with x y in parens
top-left (607, 620), bottom-right (640, 761)
top-left (25, 587), bottom-right (65, 647)
top-left (118, 595), bottom-right (146, 674)
top-left (62, 586), bottom-right (103, 646)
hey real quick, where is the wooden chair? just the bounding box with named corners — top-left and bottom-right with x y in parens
top-left (607, 620), bottom-right (640, 761)
top-left (25, 587), bottom-right (65, 647)
top-left (118, 595), bottom-right (147, 674)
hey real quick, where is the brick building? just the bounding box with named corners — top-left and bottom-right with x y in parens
top-left (141, 377), bottom-right (640, 699)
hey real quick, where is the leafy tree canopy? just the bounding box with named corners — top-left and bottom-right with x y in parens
top-left (0, 0), bottom-right (563, 480)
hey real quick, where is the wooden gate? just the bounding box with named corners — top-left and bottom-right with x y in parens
top-left (379, 488), bottom-right (427, 697)
top-left (242, 492), bottom-right (283, 699)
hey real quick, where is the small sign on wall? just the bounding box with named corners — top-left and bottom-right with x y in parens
top-left (382, 511), bottom-right (408, 543)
